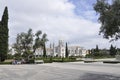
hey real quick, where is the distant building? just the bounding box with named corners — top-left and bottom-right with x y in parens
top-left (35, 40), bottom-right (88, 57)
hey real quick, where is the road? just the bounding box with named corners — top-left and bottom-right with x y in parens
top-left (0, 62), bottom-right (120, 80)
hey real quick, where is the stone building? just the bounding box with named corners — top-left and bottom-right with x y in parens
top-left (35, 40), bottom-right (88, 57)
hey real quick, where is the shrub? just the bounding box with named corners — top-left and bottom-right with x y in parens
top-left (53, 58), bottom-right (76, 62)
top-left (84, 61), bottom-right (96, 63)
top-left (103, 61), bottom-right (120, 64)
top-left (35, 57), bottom-right (43, 60)
top-left (28, 59), bottom-right (35, 64)
top-left (116, 55), bottom-right (120, 60)
top-left (0, 62), bottom-right (12, 65)
top-left (43, 58), bottom-right (52, 63)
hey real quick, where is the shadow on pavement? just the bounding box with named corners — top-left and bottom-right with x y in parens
top-left (79, 73), bottom-right (120, 80)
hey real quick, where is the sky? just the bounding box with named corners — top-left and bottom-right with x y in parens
top-left (0, 0), bottom-right (120, 49)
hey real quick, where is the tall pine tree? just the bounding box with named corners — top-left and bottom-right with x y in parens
top-left (65, 42), bottom-right (69, 58)
top-left (95, 45), bottom-right (99, 52)
top-left (110, 44), bottom-right (117, 56)
top-left (0, 7), bottom-right (9, 62)
top-left (43, 42), bottom-right (46, 58)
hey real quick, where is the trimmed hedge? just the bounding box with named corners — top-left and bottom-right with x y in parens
top-left (28, 59), bottom-right (35, 64)
top-left (0, 62), bottom-right (12, 65)
top-left (43, 60), bottom-right (52, 63)
top-left (103, 61), bottom-right (120, 64)
top-left (84, 61), bottom-right (97, 63)
top-left (53, 58), bottom-right (76, 62)
top-left (35, 57), bottom-right (80, 63)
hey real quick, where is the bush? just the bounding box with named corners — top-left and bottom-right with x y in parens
top-left (0, 62), bottom-right (12, 65)
top-left (85, 51), bottom-right (112, 59)
top-left (52, 58), bottom-right (63, 62)
top-left (53, 58), bottom-right (76, 62)
top-left (84, 61), bottom-right (97, 63)
top-left (34, 57), bottom-right (78, 63)
top-left (69, 57), bottom-right (76, 60)
top-left (35, 57), bottom-right (43, 60)
top-left (103, 61), bottom-right (120, 64)
top-left (43, 58), bottom-right (52, 63)
top-left (28, 59), bottom-right (35, 64)
top-left (116, 55), bottom-right (120, 60)
top-left (62, 58), bottom-right (76, 62)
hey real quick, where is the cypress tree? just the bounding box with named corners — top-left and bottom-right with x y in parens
top-left (43, 42), bottom-right (46, 58)
top-left (95, 45), bottom-right (99, 52)
top-left (65, 42), bottom-right (69, 58)
top-left (110, 44), bottom-right (117, 56)
top-left (0, 7), bottom-right (9, 62)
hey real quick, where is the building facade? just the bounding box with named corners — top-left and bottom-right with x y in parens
top-left (35, 40), bottom-right (88, 57)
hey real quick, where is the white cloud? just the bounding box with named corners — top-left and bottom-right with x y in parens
top-left (0, 0), bottom-right (120, 49)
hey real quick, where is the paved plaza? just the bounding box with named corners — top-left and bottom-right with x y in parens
top-left (0, 62), bottom-right (120, 80)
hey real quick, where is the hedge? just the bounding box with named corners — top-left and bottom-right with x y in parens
top-left (0, 62), bottom-right (12, 65)
top-left (84, 61), bottom-right (97, 63)
top-left (103, 61), bottom-right (120, 64)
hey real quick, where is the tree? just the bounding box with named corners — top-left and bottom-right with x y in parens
top-left (21, 29), bottom-right (33, 58)
top-left (41, 33), bottom-right (48, 57)
top-left (94, 0), bottom-right (120, 41)
top-left (13, 29), bottom-right (48, 59)
top-left (42, 33), bottom-right (48, 58)
top-left (95, 45), bottom-right (99, 52)
top-left (65, 42), bottom-right (69, 58)
top-left (43, 42), bottom-right (46, 58)
top-left (33, 30), bottom-right (42, 53)
top-left (41, 33), bottom-right (48, 46)
top-left (109, 44), bottom-right (117, 56)
top-left (116, 48), bottom-right (120, 55)
top-left (0, 7), bottom-right (9, 62)
top-left (13, 34), bottom-right (23, 59)
top-left (13, 29), bottom-right (34, 59)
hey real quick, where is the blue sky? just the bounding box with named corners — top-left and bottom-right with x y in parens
top-left (69, 0), bottom-right (98, 21)
top-left (0, 0), bottom-right (120, 49)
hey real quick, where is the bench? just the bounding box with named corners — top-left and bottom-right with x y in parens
top-left (17, 61), bottom-right (21, 64)
top-left (35, 60), bottom-right (44, 64)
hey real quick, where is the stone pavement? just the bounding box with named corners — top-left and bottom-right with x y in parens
top-left (0, 62), bottom-right (120, 80)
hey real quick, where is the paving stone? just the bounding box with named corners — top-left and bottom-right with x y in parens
top-left (0, 62), bottom-right (120, 80)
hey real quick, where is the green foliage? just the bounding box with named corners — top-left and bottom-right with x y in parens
top-left (35, 57), bottom-right (43, 60)
top-left (52, 57), bottom-right (63, 62)
top-left (7, 54), bottom-right (13, 59)
top-left (0, 61), bottom-right (11, 65)
top-left (103, 61), bottom-right (120, 64)
top-left (0, 7), bottom-right (9, 62)
top-left (62, 58), bottom-right (76, 62)
top-left (52, 57), bottom-right (76, 62)
top-left (13, 29), bottom-right (48, 60)
top-left (109, 44), bottom-right (117, 56)
top-left (28, 59), bottom-right (35, 64)
top-left (43, 58), bottom-right (52, 63)
top-left (84, 61), bottom-right (97, 63)
top-left (95, 45), bottom-right (99, 52)
top-left (35, 57), bottom-right (77, 63)
top-left (65, 42), bottom-right (69, 58)
top-left (43, 42), bottom-right (46, 58)
top-left (86, 48), bottom-right (111, 59)
top-left (33, 30), bottom-right (42, 53)
top-left (116, 48), bottom-right (120, 55)
top-left (35, 57), bottom-right (52, 63)
top-left (94, 0), bottom-right (120, 40)
top-left (13, 29), bottom-right (34, 59)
